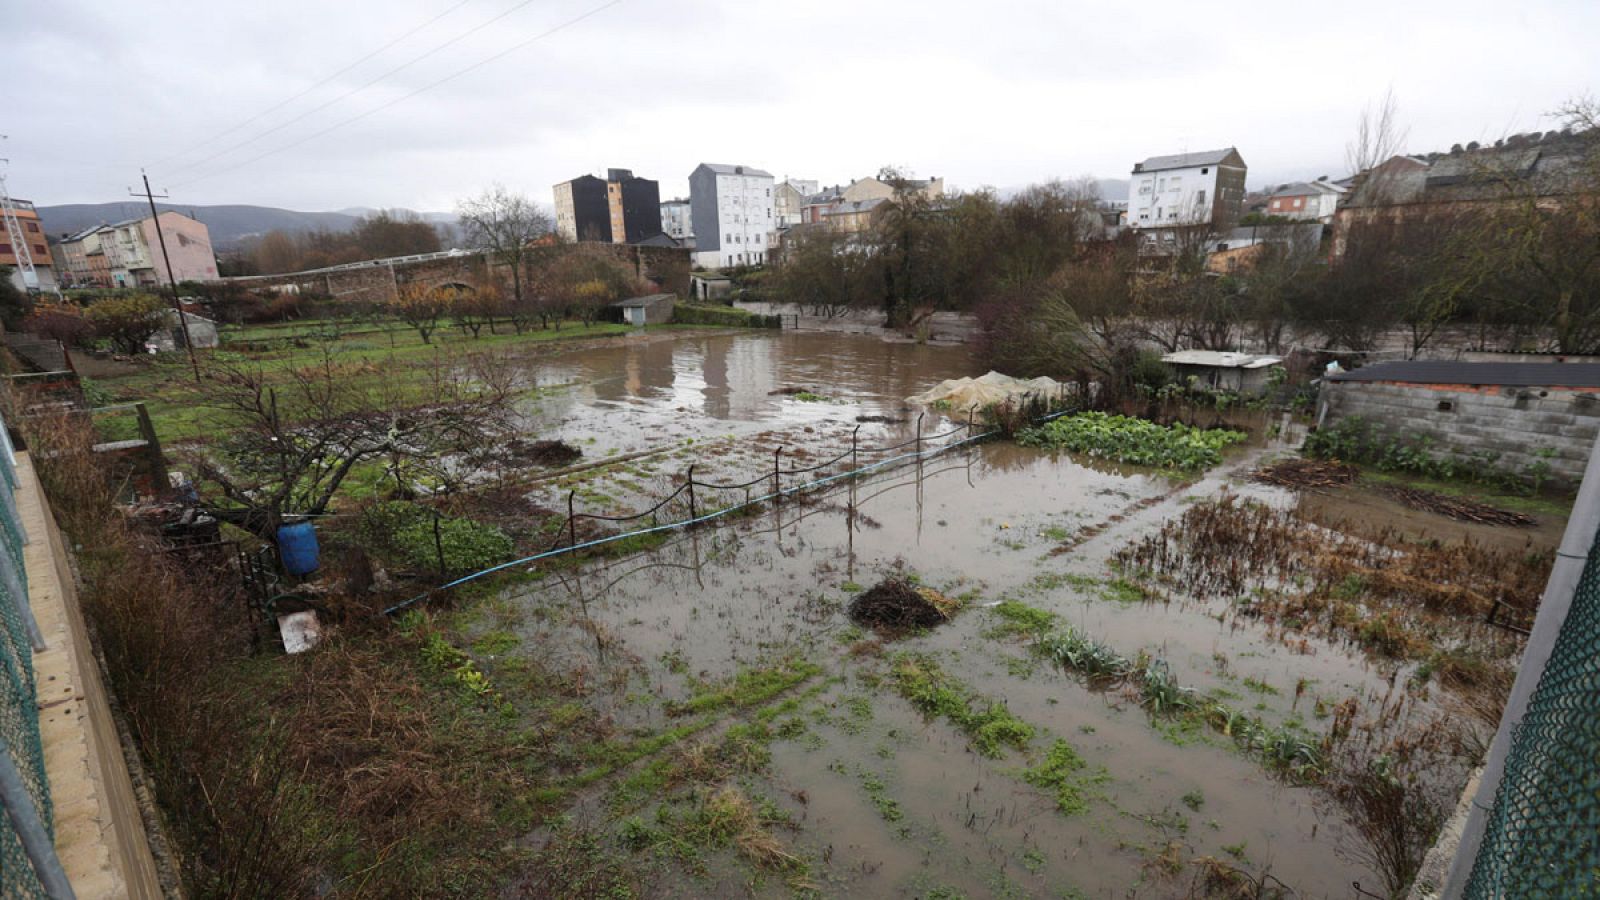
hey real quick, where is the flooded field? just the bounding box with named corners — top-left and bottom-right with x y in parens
top-left (413, 326), bottom-right (1564, 898)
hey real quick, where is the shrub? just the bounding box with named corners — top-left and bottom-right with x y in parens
top-left (85, 293), bottom-right (165, 353)
top-left (672, 304), bottom-right (781, 328)
top-left (359, 501), bottom-right (514, 576)
top-left (23, 300), bottom-right (95, 347)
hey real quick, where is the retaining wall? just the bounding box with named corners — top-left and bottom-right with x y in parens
top-left (1321, 380), bottom-right (1600, 488)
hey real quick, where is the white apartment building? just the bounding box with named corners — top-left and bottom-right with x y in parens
top-left (688, 163), bottom-right (775, 269)
top-left (1127, 148), bottom-right (1247, 231)
top-left (660, 198), bottom-right (693, 240)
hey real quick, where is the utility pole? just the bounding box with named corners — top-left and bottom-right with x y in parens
top-left (131, 171), bottom-right (200, 381)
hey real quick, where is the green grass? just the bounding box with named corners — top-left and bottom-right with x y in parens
top-left (987, 600), bottom-right (1059, 638)
top-left (889, 653), bottom-right (1034, 758)
top-left (1022, 739), bottom-right (1106, 815)
top-left (1358, 466), bottom-right (1573, 518)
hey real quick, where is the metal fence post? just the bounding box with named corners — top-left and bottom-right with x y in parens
top-left (431, 508), bottom-right (445, 576)
top-left (686, 465), bottom-right (697, 521)
top-left (772, 447), bottom-right (783, 501)
top-left (851, 425), bottom-right (860, 471)
top-left (566, 490), bottom-right (577, 549)
top-left (967, 405), bottom-right (976, 437)
top-left (915, 413), bottom-right (924, 457)
top-left (0, 737), bottom-right (74, 899)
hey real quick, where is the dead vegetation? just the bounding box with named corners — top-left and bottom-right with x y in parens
top-left (1379, 484), bottom-right (1536, 527)
top-left (1114, 493), bottom-right (1547, 660)
top-left (1251, 458), bottom-right (1359, 490)
top-left (847, 576), bottom-right (959, 634)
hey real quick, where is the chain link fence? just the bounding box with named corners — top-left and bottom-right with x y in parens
top-left (1463, 532), bottom-right (1600, 895)
top-left (0, 412), bottom-right (59, 898)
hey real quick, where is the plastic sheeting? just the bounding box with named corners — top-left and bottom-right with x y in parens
top-left (907, 371), bottom-right (1065, 411)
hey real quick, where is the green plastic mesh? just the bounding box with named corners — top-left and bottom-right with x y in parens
top-left (1464, 536), bottom-right (1600, 896)
top-left (0, 444), bottom-right (48, 898)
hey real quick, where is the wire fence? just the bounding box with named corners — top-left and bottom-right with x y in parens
top-left (1462, 528), bottom-right (1600, 895)
top-left (384, 404), bottom-right (1066, 617)
top-left (0, 409), bottom-right (65, 898)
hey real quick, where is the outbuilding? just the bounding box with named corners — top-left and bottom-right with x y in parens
top-left (610, 293), bottom-right (675, 326)
top-left (1161, 350), bottom-right (1283, 394)
top-left (146, 309), bottom-right (220, 351)
top-left (1318, 360), bottom-right (1600, 489)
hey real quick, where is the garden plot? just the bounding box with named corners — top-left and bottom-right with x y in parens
top-left (405, 412), bottom-right (1560, 898)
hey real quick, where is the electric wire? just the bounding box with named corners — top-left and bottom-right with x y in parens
top-left (163, 0), bottom-right (569, 184)
top-left (147, 0), bottom-right (477, 170)
top-left (170, 0), bottom-right (623, 190)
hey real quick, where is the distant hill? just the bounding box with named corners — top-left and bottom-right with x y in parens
top-left (34, 203), bottom-right (457, 250)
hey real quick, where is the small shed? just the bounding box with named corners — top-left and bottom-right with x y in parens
top-left (1161, 350), bottom-right (1283, 394)
top-left (610, 293), bottom-right (675, 326)
top-left (146, 309), bottom-right (220, 351)
top-left (689, 273), bottom-right (735, 302)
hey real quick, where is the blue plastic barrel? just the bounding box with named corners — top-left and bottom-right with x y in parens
top-left (276, 521), bottom-right (320, 576)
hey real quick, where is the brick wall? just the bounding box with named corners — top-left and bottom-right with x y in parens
top-left (1321, 381), bottom-right (1600, 488)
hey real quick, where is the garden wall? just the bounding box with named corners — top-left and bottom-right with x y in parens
top-left (1319, 381), bottom-right (1600, 488)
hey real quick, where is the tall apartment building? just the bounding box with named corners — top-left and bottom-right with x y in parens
top-left (660, 198), bottom-right (692, 240)
top-left (0, 198), bottom-right (59, 293)
top-left (688, 163), bottom-right (775, 269)
top-left (553, 169), bottom-right (663, 244)
top-left (1126, 148), bottom-right (1247, 232)
top-left (773, 179), bottom-right (819, 228)
top-left (55, 211), bottom-right (216, 288)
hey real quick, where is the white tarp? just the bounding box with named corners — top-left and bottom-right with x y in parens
top-left (907, 371), bottom-right (1065, 410)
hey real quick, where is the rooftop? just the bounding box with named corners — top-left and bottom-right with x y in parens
top-left (1133, 148), bottom-right (1242, 174)
top-left (611, 293), bottom-right (675, 308)
top-left (1162, 350), bottom-right (1282, 369)
top-left (1328, 360), bottom-right (1600, 388)
top-left (697, 163), bottom-right (774, 178)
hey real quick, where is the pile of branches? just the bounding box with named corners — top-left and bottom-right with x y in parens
top-left (848, 576), bottom-right (958, 634)
top-left (1251, 458), bottom-right (1358, 490)
top-left (1381, 485), bottom-right (1536, 528)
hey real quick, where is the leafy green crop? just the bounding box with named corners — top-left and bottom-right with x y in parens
top-left (359, 501), bottom-right (514, 576)
top-left (1015, 412), bottom-right (1245, 470)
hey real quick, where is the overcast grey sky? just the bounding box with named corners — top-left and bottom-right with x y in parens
top-left (11, 0), bottom-right (1599, 211)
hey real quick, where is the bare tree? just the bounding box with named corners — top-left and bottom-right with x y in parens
top-left (178, 350), bottom-right (519, 537)
top-left (457, 186), bottom-right (552, 333)
top-left (1346, 88), bottom-right (1409, 175)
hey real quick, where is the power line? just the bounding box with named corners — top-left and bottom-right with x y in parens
top-left (170, 0), bottom-right (624, 191)
top-left (148, 0), bottom-right (477, 170)
top-left (160, 0), bottom-right (546, 180)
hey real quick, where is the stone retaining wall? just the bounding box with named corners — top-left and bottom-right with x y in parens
top-left (1320, 380), bottom-right (1600, 488)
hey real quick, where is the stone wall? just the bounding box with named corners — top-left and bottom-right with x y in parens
top-left (1320, 380), bottom-right (1600, 488)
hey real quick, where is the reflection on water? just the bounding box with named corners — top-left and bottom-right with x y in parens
top-left (514, 331), bottom-right (976, 455)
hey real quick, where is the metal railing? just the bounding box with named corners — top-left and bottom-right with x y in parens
top-left (0, 410), bottom-right (75, 898)
top-left (385, 400), bottom-right (1077, 618)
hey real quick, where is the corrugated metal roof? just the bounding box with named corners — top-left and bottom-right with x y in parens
top-left (1328, 361), bottom-right (1600, 387)
top-left (1162, 350), bottom-right (1282, 369)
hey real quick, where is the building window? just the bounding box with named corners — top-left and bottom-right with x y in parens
top-left (1196, 190), bottom-right (1206, 206)
top-left (25, 222), bottom-right (38, 233)
top-left (1201, 167), bottom-right (1209, 174)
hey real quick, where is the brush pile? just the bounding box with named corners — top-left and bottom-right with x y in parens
top-left (848, 577), bottom-right (959, 633)
top-left (1381, 485), bottom-right (1536, 528)
top-left (1251, 458), bottom-right (1358, 490)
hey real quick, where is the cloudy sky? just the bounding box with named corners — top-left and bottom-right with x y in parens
top-left (12, 0), bottom-right (1599, 212)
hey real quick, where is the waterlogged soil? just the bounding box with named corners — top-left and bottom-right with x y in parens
top-left (417, 333), bottom-right (1564, 897)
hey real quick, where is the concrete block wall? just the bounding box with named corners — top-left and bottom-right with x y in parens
top-left (1322, 381), bottom-right (1600, 488)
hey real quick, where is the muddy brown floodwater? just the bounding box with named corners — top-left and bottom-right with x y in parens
top-left (437, 331), bottom-right (1560, 898)
top-left (513, 330), bottom-right (976, 458)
